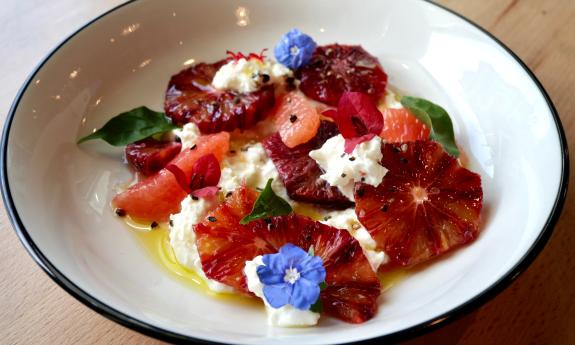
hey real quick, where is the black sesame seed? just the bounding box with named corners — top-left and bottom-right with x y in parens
top-left (241, 146), bottom-right (249, 152)
top-left (261, 74), bottom-right (270, 83)
top-left (381, 204), bottom-right (389, 212)
top-left (341, 153), bottom-right (346, 158)
top-left (361, 177), bottom-right (366, 182)
top-left (114, 208), bottom-right (126, 217)
top-left (174, 136), bottom-right (182, 143)
top-left (264, 218), bottom-right (272, 224)
top-left (289, 114), bottom-right (298, 123)
top-left (393, 146), bottom-right (401, 153)
top-left (399, 157), bottom-right (408, 164)
top-left (190, 144), bottom-right (197, 150)
top-left (169, 220), bottom-right (174, 227)
top-left (323, 216), bottom-right (332, 221)
top-left (191, 196), bottom-right (199, 201)
top-left (357, 188), bottom-right (365, 197)
top-left (225, 192), bottom-right (233, 198)
top-left (349, 157), bottom-right (356, 161)
top-left (208, 216), bottom-right (217, 222)
top-left (151, 221), bottom-right (158, 229)
top-left (341, 173), bottom-right (347, 178)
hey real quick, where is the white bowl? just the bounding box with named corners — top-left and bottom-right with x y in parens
top-left (1, 0), bottom-right (568, 344)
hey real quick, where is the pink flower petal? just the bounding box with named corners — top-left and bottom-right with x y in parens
top-left (328, 92), bottom-right (383, 139)
top-left (191, 186), bottom-right (220, 198)
top-left (344, 133), bottom-right (376, 154)
top-left (190, 154), bottom-right (221, 191)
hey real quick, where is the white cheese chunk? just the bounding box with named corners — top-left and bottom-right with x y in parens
top-left (219, 143), bottom-right (289, 201)
top-left (212, 58), bottom-right (292, 93)
top-left (321, 208), bottom-right (388, 271)
top-left (309, 135), bottom-right (387, 201)
top-left (172, 122), bottom-right (201, 150)
top-left (169, 196), bottom-right (234, 293)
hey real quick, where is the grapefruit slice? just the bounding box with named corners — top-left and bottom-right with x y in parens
top-left (112, 132), bottom-right (229, 222)
top-left (164, 60), bottom-right (275, 133)
top-left (379, 108), bottom-right (430, 143)
top-left (297, 44), bottom-right (388, 106)
top-left (274, 92), bottom-right (320, 148)
top-left (195, 187), bottom-right (381, 323)
top-left (355, 140), bottom-right (483, 267)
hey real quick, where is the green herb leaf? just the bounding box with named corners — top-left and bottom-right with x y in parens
top-left (308, 245), bottom-right (315, 256)
top-left (309, 282), bottom-right (327, 313)
top-left (400, 96), bottom-right (460, 157)
top-left (240, 179), bottom-right (292, 224)
top-left (77, 106), bottom-right (178, 146)
top-left (310, 299), bottom-right (323, 313)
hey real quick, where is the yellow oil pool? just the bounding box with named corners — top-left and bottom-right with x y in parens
top-left (124, 215), bottom-right (408, 302)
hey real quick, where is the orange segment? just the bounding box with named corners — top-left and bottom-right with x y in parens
top-left (274, 92), bottom-right (320, 148)
top-left (380, 108), bottom-right (430, 143)
top-left (112, 132), bottom-right (229, 222)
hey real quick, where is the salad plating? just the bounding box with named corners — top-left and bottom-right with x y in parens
top-left (79, 29), bottom-right (483, 327)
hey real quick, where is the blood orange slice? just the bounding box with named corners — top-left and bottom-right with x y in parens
top-left (194, 187), bottom-right (381, 323)
top-left (164, 60), bottom-right (275, 133)
top-left (125, 138), bottom-right (182, 176)
top-left (297, 44), bottom-right (388, 106)
top-left (262, 121), bottom-right (352, 208)
top-left (380, 108), bottom-right (430, 143)
top-left (274, 92), bottom-right (320, 148)
top-left (112, 132), bottom-right (229, 222)
top-left (355, 140), bottom-right (483, 267)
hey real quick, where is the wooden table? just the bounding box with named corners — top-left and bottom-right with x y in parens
top-left (1, 0), bottom-right (573, 344)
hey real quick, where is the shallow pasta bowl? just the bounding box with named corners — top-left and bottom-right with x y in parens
top-left (1, 0), bottom-right (568, 344)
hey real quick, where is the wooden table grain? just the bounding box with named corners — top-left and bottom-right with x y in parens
top-left (1, 0), bottom-right (573, 344)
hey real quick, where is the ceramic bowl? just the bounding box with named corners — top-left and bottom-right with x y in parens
top-left (1, 0), bottom-right (568, 344)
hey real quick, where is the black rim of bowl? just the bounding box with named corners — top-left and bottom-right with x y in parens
top-left (1, 1), bottom-right (569, 344)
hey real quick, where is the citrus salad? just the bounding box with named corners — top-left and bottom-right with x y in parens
top-left (79, 29), bottom-right (483, 327)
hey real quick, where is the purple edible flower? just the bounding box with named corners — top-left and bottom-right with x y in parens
top-left (274, 29), bottom-right (317, 69)
top-left (257, 243), bottom-right (326, 310)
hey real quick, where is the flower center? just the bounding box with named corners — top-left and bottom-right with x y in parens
top-left (290, 45), bottom-right (300, 56)
top-left (411, 186), bottom-right (428, 204)
top-left (283, 267), bottom-right (301, 284)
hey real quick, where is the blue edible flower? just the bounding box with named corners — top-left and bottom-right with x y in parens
top-left (274, 29), bottom-right (317, 69)
top-left (257, 243), bottom-right (326, 310)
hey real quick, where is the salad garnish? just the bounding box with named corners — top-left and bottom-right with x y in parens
top-left (257, 243), bottom-right (326, 310)
top-left (77, 106), bottom-right (177, 146)
top-left (322, 91), bottom-right (384, 153)
top-left (274, 28), bottom-right (317, 69)
top-left (240, 179), bottom-right (292, 224)
top-left (401, 96), bottom-right (460, 157)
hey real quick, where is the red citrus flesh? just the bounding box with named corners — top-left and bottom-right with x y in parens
top-left (112, 132), bottom-right (229, 222)
top-left (274, 92), bottom-right (320, 148)
top-left (125, 139), bottom-right (182, 176)
top-left (297, 44), bottom-right (388, 106)
top-left (380, 108), bottom-right (430, 143)
top-left (164, 60), bottom-right (275, 133)
top-left (194, 187), bottom-right (381, 323)
top-left (355, 140), bottom-right (483, 267)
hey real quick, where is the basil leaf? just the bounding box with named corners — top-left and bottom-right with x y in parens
top-left (400, 96), bottom-right (460, 157)
top-left (309, 282), bottom-right (327, 313)
top-left (240, 179), bottom-right (292, 224)
top-left (310, 299), bottom-right (323, 313)
top-left (77, 106), bottom-right (178, 146)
